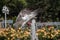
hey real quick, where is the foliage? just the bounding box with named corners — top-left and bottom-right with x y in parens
top-left (0, 0), bottom-right (60, 22)
top-left (0, 0), bottom-right (27, 17)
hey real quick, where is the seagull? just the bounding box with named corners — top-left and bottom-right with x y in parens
top-left (13, 8), bottom-right (40, 28)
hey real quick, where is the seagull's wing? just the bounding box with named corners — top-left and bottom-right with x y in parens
top-left (13, 8), bottom-right (31, 27)
top-left (16, 8), bottom-right (31, 22)
top-left (21, 8), bottom-right (40, 27)
top-left (13, 8), bottom-right (40, 28)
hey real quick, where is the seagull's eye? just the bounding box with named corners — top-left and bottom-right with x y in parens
top-left (6, 9), bottom-right (7, 10)
top-left (3, 8), bottom-right (5, 9)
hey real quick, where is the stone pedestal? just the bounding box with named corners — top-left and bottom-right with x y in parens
top-left (31, 19), bottom-right (38, 40)
top-left (0, 22), bottom-right (2, 28)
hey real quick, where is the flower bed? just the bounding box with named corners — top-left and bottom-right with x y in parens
top-left (0, 26), bottom-right (60, 40)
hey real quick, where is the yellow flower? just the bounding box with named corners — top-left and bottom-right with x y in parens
top-left (3, 34), bottom-right (7, 37)
top-left (51, 34), bottom-right (55, 39)
top-left (20, 31), bottom-right (23, 33)
top-left (20, 35), bottom-right (24, 38)
top-left (24, 31), bottom-right (30, 35)
top-left (8, 38), bottom-right (10, 40)
top-left (11, 37), bottom-right (15, 40)
top-left (23, 31), bottom-right (30, 37)
top-left (11, 28), bottom-right (16, 32)
top-left (37, 29), bottom-right (41, 33)
top-left (48, 36), bottom-right (50, 38)
top-left (11, 34), bottom-right (16, 37)
top-left (5, 32), bottom-right (8, 34)
top-left (57, 30), bottom-right (60, 32)
top-left (36, 33), bottom-right (39, 36)
top-left (47, 32), bottom-right (50, 34)
top-left (42, 35), bottom-right (46, 38)
top-left (44, 32), bottom-right (47, 36)
top-left (56, 31), bottom-right (58, 35)
top-left (18, 27), bottom-right (21, 30)
top-left (42, 27), bottom-right (46, 30)
top-left (48, 27), bottom-right (54, 30)
top-left (41, 29), bottom-right (45, 32)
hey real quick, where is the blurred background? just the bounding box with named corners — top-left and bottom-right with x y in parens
top-left (0, 0), bottom-right (60, 22)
